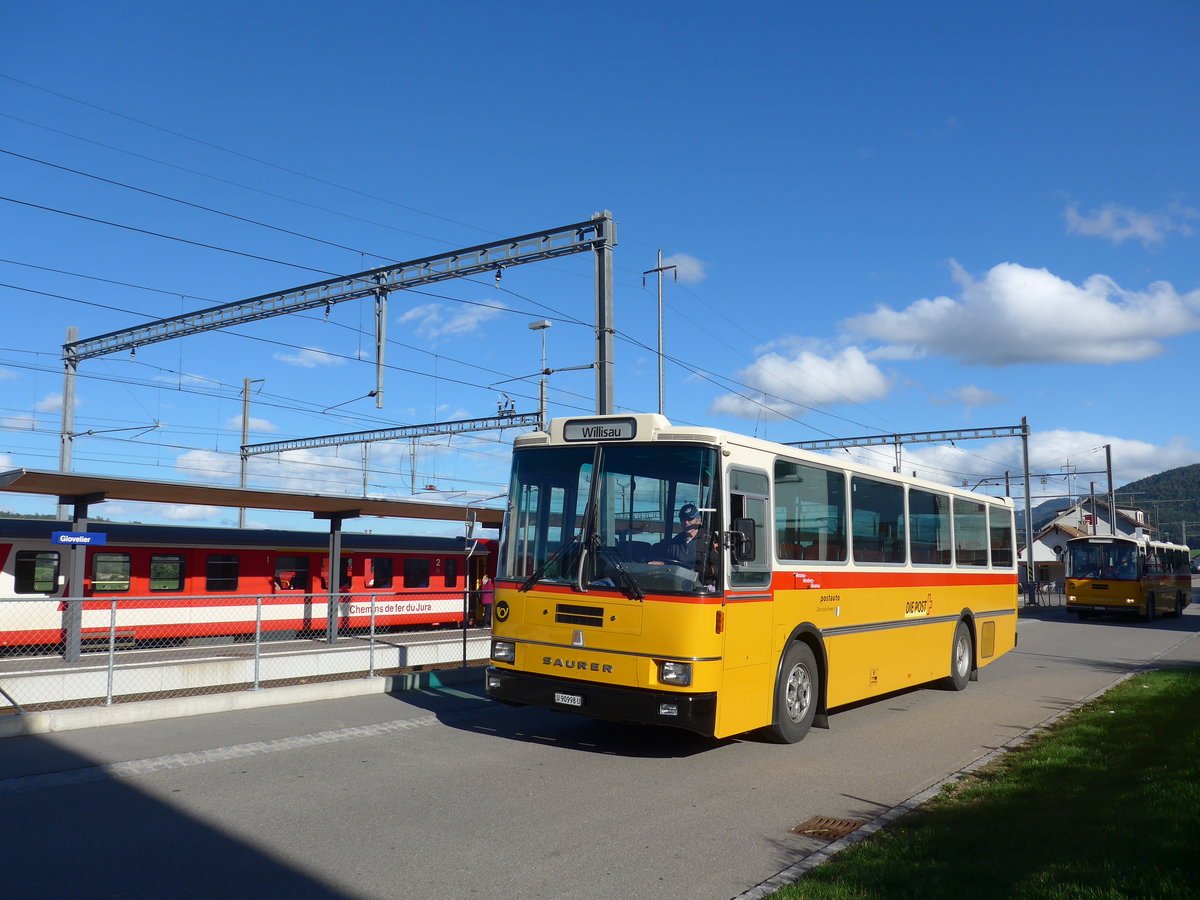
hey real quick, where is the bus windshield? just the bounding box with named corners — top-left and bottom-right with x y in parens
top-left (500, 443), bottom-right (720, 595)
top-left (1066, 541), bottom-right (1138, 581)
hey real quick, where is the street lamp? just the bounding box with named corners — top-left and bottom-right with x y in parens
top-left (528, 320), bottom-right (551, 430)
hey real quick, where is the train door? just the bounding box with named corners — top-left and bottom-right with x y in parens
top-left (274, 553), bottom-right (315, 630)
top-left (469, 552), bottom-right (488, 624)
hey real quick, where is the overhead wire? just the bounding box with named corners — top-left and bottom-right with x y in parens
top-left (1, 75), bottom-right (1033, 492)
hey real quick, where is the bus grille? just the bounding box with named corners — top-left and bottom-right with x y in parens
top-left (556, 603), bottom-right (605, 627)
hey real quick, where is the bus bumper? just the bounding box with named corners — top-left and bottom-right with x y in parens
top-left (485, 667), bottom-right (718, 736)
top-left (1067, 603), bottom-right (1136, 615)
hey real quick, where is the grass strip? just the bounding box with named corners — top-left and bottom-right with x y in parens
top-left (770, 667), bottom-right (1200, 899)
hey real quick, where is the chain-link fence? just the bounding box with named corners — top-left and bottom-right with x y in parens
top-left (0, 590), bottom-right (490, 713)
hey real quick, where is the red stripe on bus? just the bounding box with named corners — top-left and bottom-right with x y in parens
top-left (773, 570), bottom-right (1016, 590)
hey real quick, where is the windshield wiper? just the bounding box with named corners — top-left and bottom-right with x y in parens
top-left (594, 540), bottom-right (645, 601)
top-left (517, 536), bottom-right (580, 592)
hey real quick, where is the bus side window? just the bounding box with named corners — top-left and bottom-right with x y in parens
top-left (774, 459), bottom-right (846, 563)
top-left (729, 469), bottom-right (770, 586)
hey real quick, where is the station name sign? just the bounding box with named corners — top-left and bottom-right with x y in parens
top-left (51, 531), bottom-right (107, 546)
top-left (563, 417), bottom-right (637, 442)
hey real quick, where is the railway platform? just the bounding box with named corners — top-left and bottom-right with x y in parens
top-left (0, 626), bottom-right (490, 738)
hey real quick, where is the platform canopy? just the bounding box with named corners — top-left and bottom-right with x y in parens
top-left (0, 468), bottom-right (504, 529)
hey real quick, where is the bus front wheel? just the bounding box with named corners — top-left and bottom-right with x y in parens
top-left (763, 641), bottom-right (819, 744)
top-left (944, 620), bottom-right (973, 691)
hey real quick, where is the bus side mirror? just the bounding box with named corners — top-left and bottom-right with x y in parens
top-left (731, 518), bottom-right (756, 562)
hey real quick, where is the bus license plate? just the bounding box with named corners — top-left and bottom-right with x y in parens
top-left (554, 692), bottom-right (582, 707)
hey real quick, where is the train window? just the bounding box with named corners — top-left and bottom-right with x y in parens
top-left (953, 499), bottom-right (988, 567)
top-left (92, 552), bottom-right (131, 592)
top-left (445, 558), bottom-right (459, 588)
top-left (403, 558), bottom-right (430, 588)
top-left (150, 554), bottom-right (186, 592)
top-left (275, 556), bottom-right (310, 591)
top-left (206, 554), bottom-right (240, 592)
top-left (15, 550), bottom-right (60, 593)
top-left (366, 557), bottom-right (394, 589)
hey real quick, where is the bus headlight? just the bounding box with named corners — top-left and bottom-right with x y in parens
top-left (491, 640), bottom-right (516, 663)
top-left (658, 661), bottom-right (692, 686)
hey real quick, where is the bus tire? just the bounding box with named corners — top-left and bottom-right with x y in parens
top-left (944, 620), bottom-right (972, 691)
top-left (763, 641), bottom-right (819, 744)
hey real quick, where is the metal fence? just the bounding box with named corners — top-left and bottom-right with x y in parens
top-left (1023, 582), bottom-right (1064, 608)
top-left (0, 590), bottom-right (490, 713)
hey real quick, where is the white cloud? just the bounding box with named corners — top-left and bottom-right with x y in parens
top-left (224, 415), bottom-right (277, 433)
top-left (844, 261), bottom-right (1200, 366)
top-left (104, 501), bottom-right (223, 522)
top-left (873, 429), bottom-right (1200, 493)
top-left (1065, 201), bottom-right (1197, 246)
top-left (663, 253), bottom-right (708, 285)
top-left (397, 302), bottom-right (504, 339)
top-left (34, 392), bottom-right (63, 413)
top-left (934, 385), bottom-right (1008, 409)
top-left (2, 413), bottom-right (37, 430)
top-left (176, 446), bottom-right (366, 496)
top-left (273, 346), bottom-right (345, 368)
top-left (710, 346), bottom-right (890, 420)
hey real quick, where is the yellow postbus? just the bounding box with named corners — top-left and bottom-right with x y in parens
top-left (486, 414), bottom-right (1018, 742)
top-left (1064, 534), bottom-right (1191, 622)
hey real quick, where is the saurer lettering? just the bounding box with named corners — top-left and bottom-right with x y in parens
top-left (542, 656), bottom-right (614, 673)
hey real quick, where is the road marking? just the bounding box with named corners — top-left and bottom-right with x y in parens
top-left (0, 713), bottom-right (440, 797)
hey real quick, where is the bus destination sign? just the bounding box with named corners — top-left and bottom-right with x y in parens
top-left (563, 417), bottom-right (637, 442)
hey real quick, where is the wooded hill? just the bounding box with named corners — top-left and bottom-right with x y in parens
top-left (1026, 464), bottom-right (1200, 547)
top-left (1114, 463), bottom-right (1200, 546)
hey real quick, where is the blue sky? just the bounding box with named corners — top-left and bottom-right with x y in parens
top-left (1, 2), bottom-right (1197, 534)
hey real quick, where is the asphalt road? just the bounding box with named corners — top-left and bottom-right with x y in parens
top-left (2, 603), bottom-right (1197, 900)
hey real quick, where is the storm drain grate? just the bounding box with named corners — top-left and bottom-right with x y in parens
top-left (790, 816), bottom-right (867, 841)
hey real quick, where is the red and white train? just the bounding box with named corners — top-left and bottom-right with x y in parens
top-left (0, 517), bottom-right (496, 650)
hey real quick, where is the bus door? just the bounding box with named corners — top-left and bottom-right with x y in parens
top-left (719, 468), bottom-right (773, 734)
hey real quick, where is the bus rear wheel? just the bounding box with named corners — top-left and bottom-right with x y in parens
top-left (763, 641), bottom-right (819, 744)
top-left (944, 620), bottom-right (973, 691)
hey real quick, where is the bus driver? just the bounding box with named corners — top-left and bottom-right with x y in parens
top-left (649, 503), bottom-right (707, 568)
